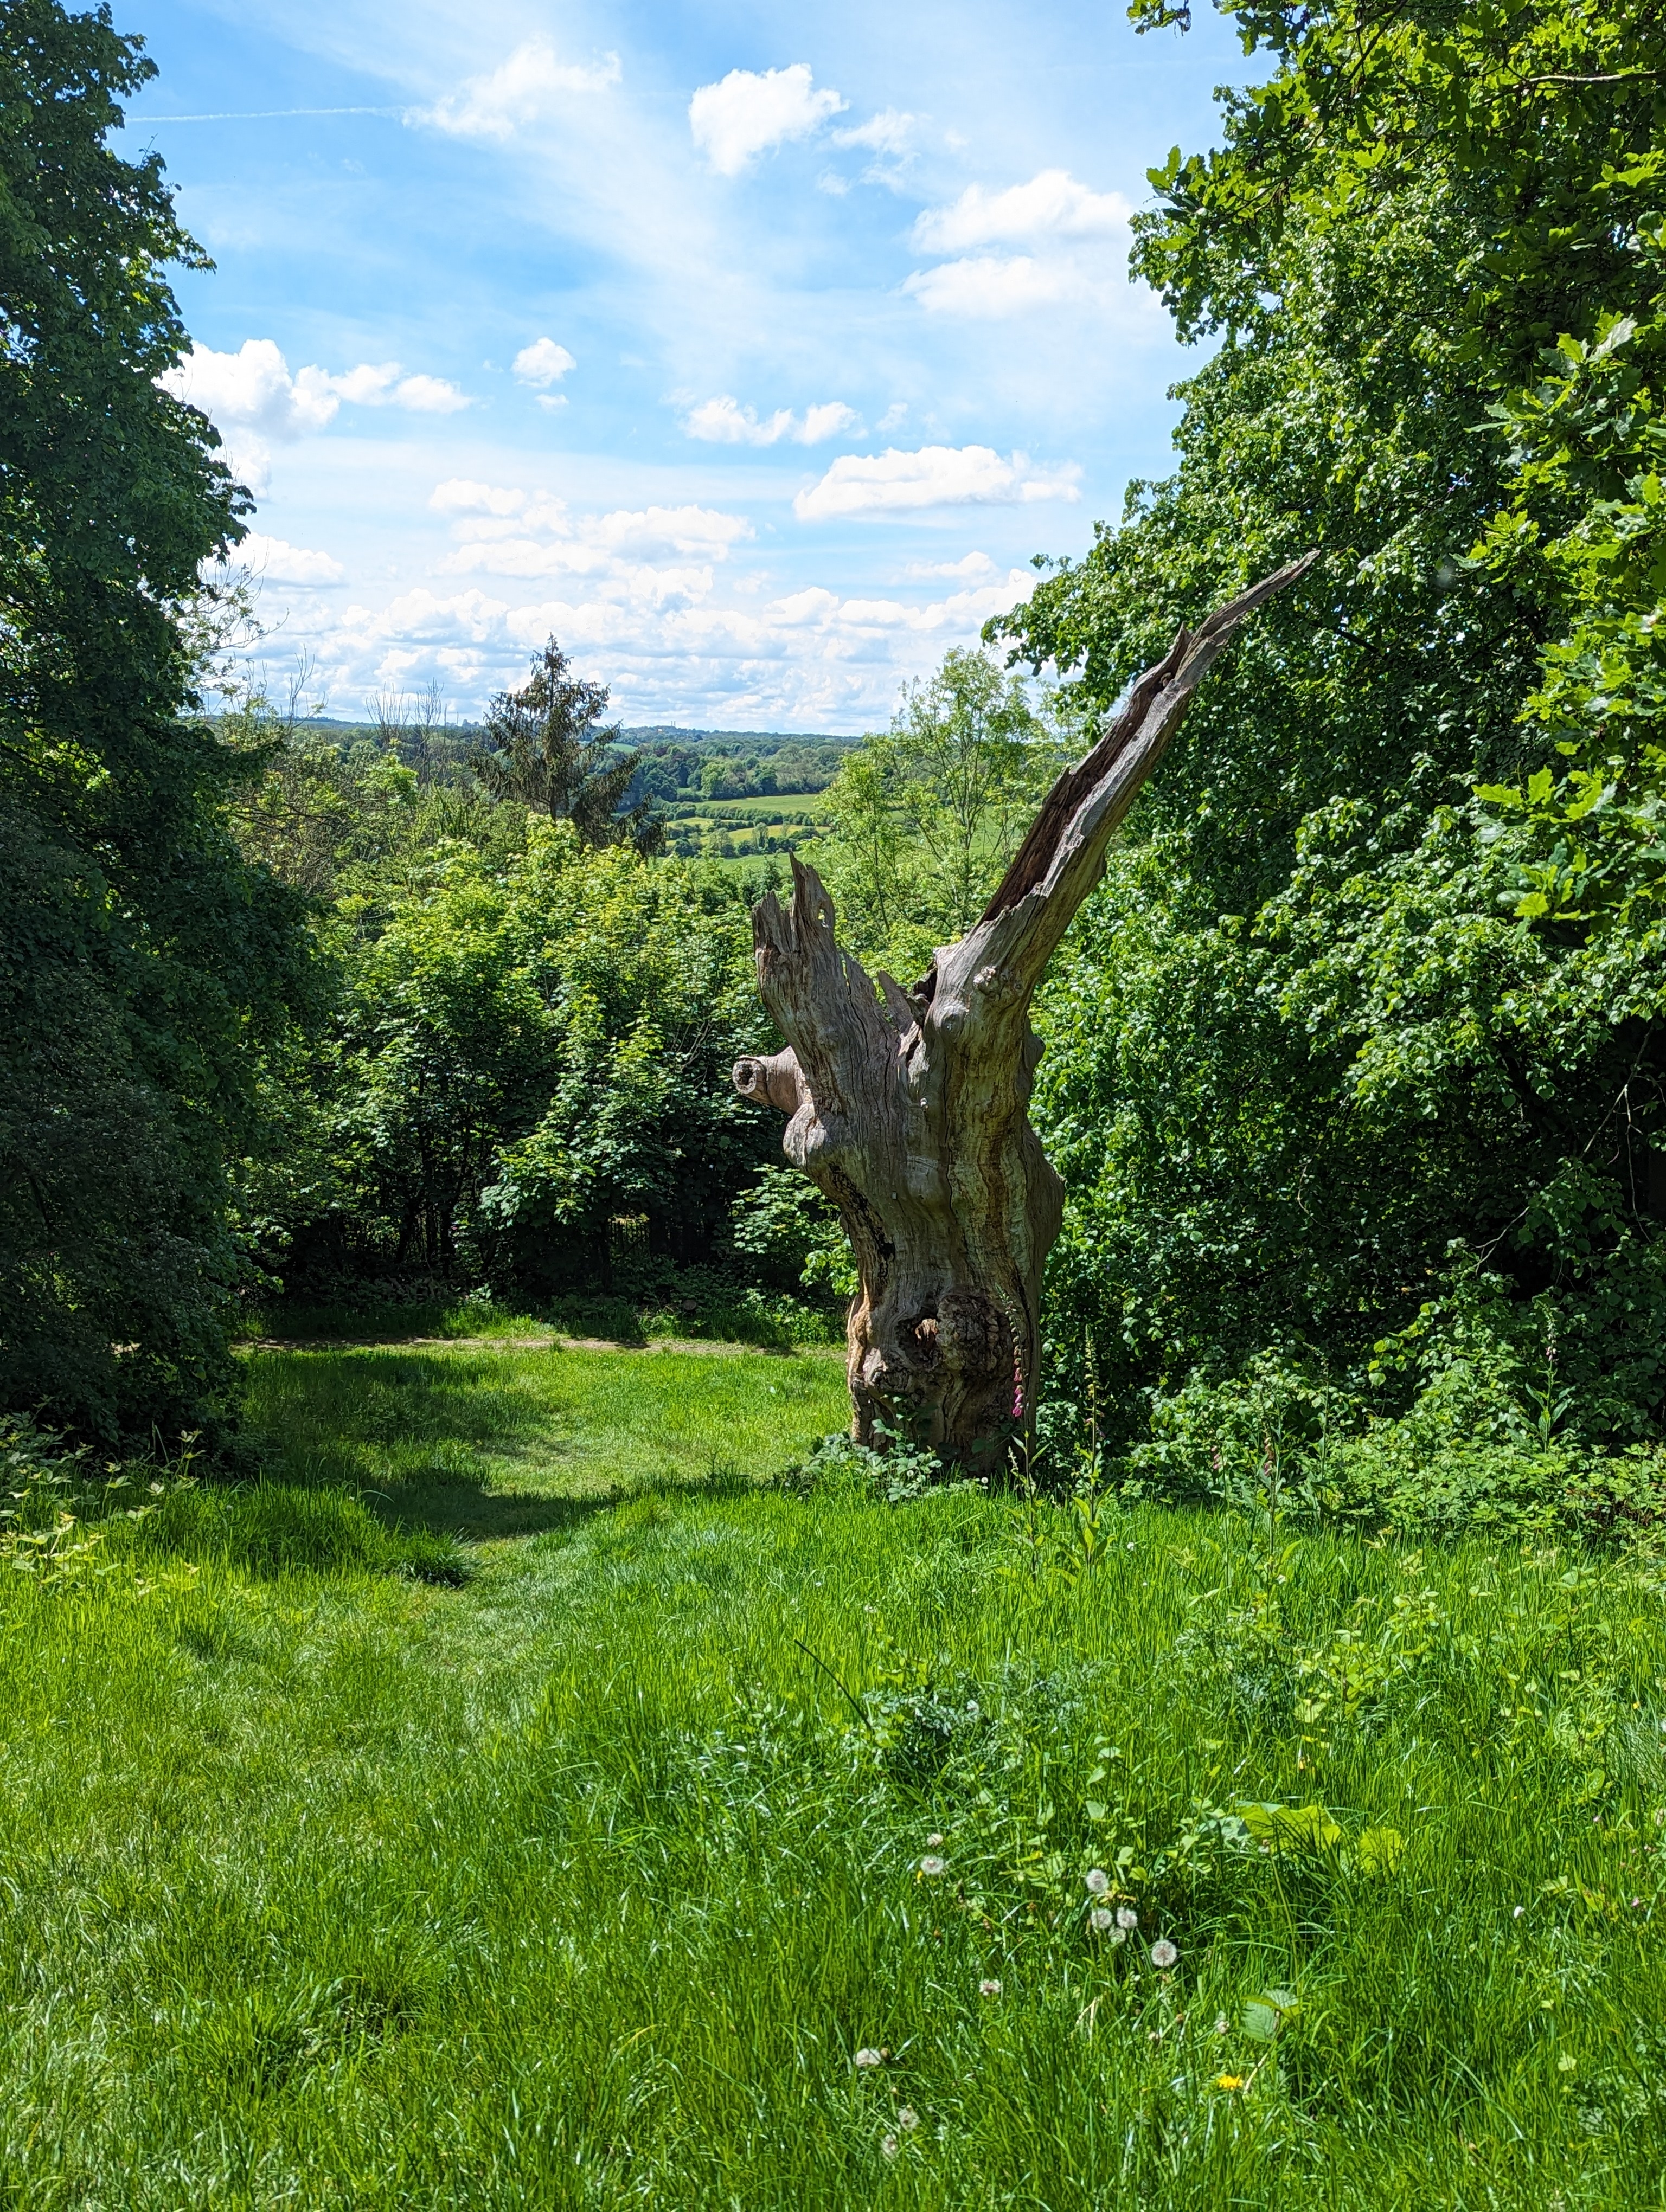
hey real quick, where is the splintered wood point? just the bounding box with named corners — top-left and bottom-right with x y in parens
top-left (733, 555), bottom-right (1317, 1467)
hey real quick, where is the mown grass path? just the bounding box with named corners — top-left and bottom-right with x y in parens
top-left (4, 1343), bottom-right (1666, 2206)
top-left (244, 1340), bottom-right (848, 1537)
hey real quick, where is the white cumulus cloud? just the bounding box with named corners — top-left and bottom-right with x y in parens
top-left (280, 557), bottom-right (1039, 726)
top-left (514, 338), bottom-right (576, 387)
top-left (905, 170), bottom-right (1137, 321)
top-left (762, 570), bottom-right (1034, 636)
top-left (429, 485), bottom-right (754, 606)
top-left (164, 340), bottom-right (469, 439)
top-left (368, 496), bottom-right (763, 636)
top-left (683, 395), bottom-right (860, 447)
top-left (912, 169), bottom-right (1131, 252)
top-left (164, 338), bottom-right (336, 440)
top-left (231, 532), bottom-right (344, 586)
top-left (585, 504), bottom-right (754, 558)
top-left (793, 444), bottom-right (1080, 520)
top-left (415, 43), bottom-right (621, 140)
top-left (689, 63), bottom-right (844, 177)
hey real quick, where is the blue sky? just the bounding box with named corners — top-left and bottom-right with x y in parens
top-left (122, 0), bottom-right (1245, 730)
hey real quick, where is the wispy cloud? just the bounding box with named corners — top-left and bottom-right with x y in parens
top-left (831, 108), bottom-right (917, 156)
top-left (415, 43), bottom-right (621, 141)
top-left (906, 550), bottom-right (997, 579)
top-left (231, 531), bottom-right (345, 586)
top-left (912, 170), bottom-right (1130, 250)
top-left (682, 394), bottom-right (861, 446)
top-left (824, 106), bottom-right (920, 190)
top-left (688, 64), bottom-right (844, 177)
top-left (129, 106), bottom-right (401, 123)
top-left (794, 443), bottom-right (1080, 519)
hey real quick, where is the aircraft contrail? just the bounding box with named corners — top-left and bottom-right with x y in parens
top-left (127, 106), bottom-right (404, 123)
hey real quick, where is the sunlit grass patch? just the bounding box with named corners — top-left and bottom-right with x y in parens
top-left (241, 1342), bottom-right (851, 1536)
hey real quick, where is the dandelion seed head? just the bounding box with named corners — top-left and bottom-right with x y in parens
top-left (1150, 1938), bottom-right (1178, 1969)
top-left (1084, 1867), bottom-right (1110, 1895)
top-left (919, 1854), bottom-right (946, 1877)
top-left (926, 1832), bottom-right (944, 1848)
top-left (1109, 1925), bottom-right (1127, 1946)
top-left (979, 1978), bottom-right (1002, 1997)
top-left (898, 2107), bottom-right (919, 2131)
top-left (1090, 1906), bottom-right (1114, 1931)
top-left (855, 2048), bottom-right (883, 2068)
top-left (881, 2133), bottom-right (899, 2159)
top-left (1116, 1905), bottom-right (1138, 1930)
top-left (1214, 2014), bottom-right (1229, 2035)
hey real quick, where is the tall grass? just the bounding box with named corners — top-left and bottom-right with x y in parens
top-left (3, 1401), bottom-right (1666, 2204)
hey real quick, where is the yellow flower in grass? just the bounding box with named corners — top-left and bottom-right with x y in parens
top-left (1216, 2074), bottom-right (1246, 2092)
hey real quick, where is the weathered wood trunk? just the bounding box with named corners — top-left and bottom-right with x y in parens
top-left (733, 558), bottom-right (1314, 1469)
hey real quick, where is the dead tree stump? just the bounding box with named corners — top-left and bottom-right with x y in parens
top-left (733, 557), bottom-right (1315, 1470)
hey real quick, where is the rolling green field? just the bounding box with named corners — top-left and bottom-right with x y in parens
top-left (4, 1340), bottom-right (1666, 2207)
top-left (661, 787), bottom-right (836, 864)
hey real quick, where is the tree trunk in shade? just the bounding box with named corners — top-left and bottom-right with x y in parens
top-left (733, 555), bottom-right (1316, 1470)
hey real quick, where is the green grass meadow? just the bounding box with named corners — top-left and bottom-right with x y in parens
top-left (5, 1340), bottom-right (1666, 2205)
top-left (242, 1341), bottom-right (849, 1537)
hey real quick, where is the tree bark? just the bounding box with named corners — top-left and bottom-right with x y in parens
top-left (733, 556), bottom-right (1316, 1470)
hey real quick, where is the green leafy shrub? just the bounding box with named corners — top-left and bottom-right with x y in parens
top-left (776, 1430), bottom-right (950, 1504)
top-left (0, 1415), bottom-right (469, 1587)
top-left (1111, 1344), bottom-right (1666, 1545)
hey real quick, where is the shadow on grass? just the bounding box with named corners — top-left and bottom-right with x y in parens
top-left (241, 1287), bottom-right (841, 1354)
top-left (244, 1351), bottom-right (574, 1491)
top-left (366, 1477), bottom-right (621, 1544)
top-left (238, 1341), bottom-right (851, 1557)
top-left (364, 1456), bottom-right (764, 1542)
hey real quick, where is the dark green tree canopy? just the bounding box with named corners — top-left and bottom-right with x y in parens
top-left (991, 0), bottom-right (1666, 1454)
top-left (471, 639), bottom-right (664, 855)
top-left (0, 0), bottom-right (312, 1441)
top-left (0, 0), bottom-right (246, 765)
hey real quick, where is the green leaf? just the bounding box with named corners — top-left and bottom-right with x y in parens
top-left (1234, 1801), bottom-right (1342, 1855)
top-left (1242, 1989), bottom-right (1300, 2040)
top-left (1355, 1825), bottom-right (1405, 1876)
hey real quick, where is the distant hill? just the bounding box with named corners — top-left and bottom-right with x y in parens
top-left (260, 718), bottom-right (861, 801)
top-left (618, 725), bottom-right (861, 752)
top-left (296, 719), bottom-right (861, 751)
